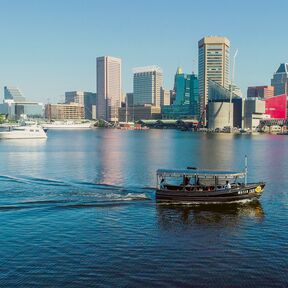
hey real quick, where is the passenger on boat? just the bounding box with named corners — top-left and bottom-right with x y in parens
top-left (225, 180), bottom-right (231, 189)
top-left (160, 178), bottom-right (165, 189)
top-left (182, 176), bottom-right (190, 186)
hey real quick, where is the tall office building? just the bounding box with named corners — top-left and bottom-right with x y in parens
top-left (198, 36), bottom-right (230, 123)
top-left (96, 56), bottom-right (121, 121)
top-left (133, 66), bottom-right (163, 107)
top-left (4, 86), bottom-right (25, 102)
top-left (271, 63), bottom-right (288, 96)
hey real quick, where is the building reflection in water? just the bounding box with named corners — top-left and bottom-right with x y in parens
top-left (156, 200), bottom-right (264, 230)
top-left (197, 133), bottom-right (240, 170)
top-left (93, 130), bottom-right (125, 185)
top-left (94, 129), bottom-right (168, 186)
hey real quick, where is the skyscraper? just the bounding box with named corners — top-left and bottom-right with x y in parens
top-left (198, 36), bottom-right (230, 123)
top-left (174, 68), bottom-right (198, 108)
top-left (133, 66), bottom-right (163, 107)
top-left (271, 63), bottom-right (288, 96)
top-left (96, 56), bottom-right (121, 121)
top-left (161, 68), bottom-right (199, 120)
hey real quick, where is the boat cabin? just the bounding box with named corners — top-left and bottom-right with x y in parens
top-left (156, 169), bottom-right (247, 192)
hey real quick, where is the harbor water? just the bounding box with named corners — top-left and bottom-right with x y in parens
top-left (0, 129), bottom-right (287, 287)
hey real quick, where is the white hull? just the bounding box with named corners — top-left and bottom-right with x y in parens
top-left (0, 126), bottom-right (47, 139)
top-left (42, 123), bottom-right (92, 129)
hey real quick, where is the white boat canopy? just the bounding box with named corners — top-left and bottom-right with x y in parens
top-left (157, 169), bottom-right (245, 178)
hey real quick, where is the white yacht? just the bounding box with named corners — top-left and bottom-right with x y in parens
top-left (41, 121), bottom-right (93, 129)
top-left (0, 125), bottom-right (47, 139)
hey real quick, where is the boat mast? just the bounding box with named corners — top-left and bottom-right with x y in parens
top-left (125, 96), bottom-right (128, 123)
top-left (245, 155), bottom-right (248, 185)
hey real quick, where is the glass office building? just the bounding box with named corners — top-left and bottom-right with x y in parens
top-left (0, 102), bottom-right (44, 119)
top-left (133, 66), bottom-right (163, 107)
top-left (162, 68), bottom-right (199, 119)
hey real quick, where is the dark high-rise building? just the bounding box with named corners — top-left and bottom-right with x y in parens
top-left (126, 93), bottom-right (134, 107)
top-left (271, 63), bottom-right (288, 96)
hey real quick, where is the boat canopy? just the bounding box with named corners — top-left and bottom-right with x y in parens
top-left (157, 169), bottom-right (245, 178)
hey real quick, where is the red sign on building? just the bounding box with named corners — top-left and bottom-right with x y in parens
top-left (264, 94), bottom-right (287, 119)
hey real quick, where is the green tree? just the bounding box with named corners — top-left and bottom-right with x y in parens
top-left (0, 114), bottom-right (5, 124)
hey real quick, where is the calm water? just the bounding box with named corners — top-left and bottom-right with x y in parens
top-left (0, 129), bottom-right (287, 287)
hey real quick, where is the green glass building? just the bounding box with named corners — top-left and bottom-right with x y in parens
top-left (162, 68), bottom-right (199, 119)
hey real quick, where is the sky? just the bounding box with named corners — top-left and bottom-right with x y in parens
top-left (0, 0), bottom-right (288, 103)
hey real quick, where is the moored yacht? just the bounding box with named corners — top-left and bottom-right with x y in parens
top-left (0, 125), bottom-right (47, 139)
top-left (41, 121), bottom-right (93, 129)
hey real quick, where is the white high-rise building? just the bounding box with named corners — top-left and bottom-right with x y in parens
top-left (133, 66), bottom-right (163, 107)
top-left (198, 36), bottom-right (230, 123)
top-left (96, 56), bottom-right (121, 121)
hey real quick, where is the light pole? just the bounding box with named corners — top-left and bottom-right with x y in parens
top-left (229, 49), bottom-right (238, 132)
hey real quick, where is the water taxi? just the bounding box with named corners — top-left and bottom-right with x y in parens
top-left (156, 161), bottom-right (265, 203)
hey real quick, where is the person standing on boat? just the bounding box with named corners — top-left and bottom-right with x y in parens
top-left (183, 176), bottom-right (190, 186)
top-left (160, 178), bottom-right (165, 189)
top-left (225, 180), bottom-right (231, 189)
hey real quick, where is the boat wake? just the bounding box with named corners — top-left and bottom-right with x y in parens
top-left (0, 175), bottom-right (70, 186)
top-left (0, 174), bottom-right (152, 211)
top-left (104, 192), bottom-right (150, 201)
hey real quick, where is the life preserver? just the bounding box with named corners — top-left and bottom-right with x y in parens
top-left (255, 186), bottom-right (262, 193)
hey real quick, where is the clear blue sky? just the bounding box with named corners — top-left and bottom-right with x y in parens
top-left (0, 0), bottom-right (287, 103)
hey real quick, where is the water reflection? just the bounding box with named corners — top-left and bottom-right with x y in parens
top-left (93, 130), bottom-right (127, 185)
top-left (197, 133), bottom-right (240, 170)
top-left (0, 138), bottom-right (47, 149)
top-left (157, 200), bottom-right (264, 229)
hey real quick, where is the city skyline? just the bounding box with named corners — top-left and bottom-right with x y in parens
top-left (1, 0), bottom-right (288, 103)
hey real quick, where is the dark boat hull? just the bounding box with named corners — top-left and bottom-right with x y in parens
top-left (156, 183), bottom-right (265, 203)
